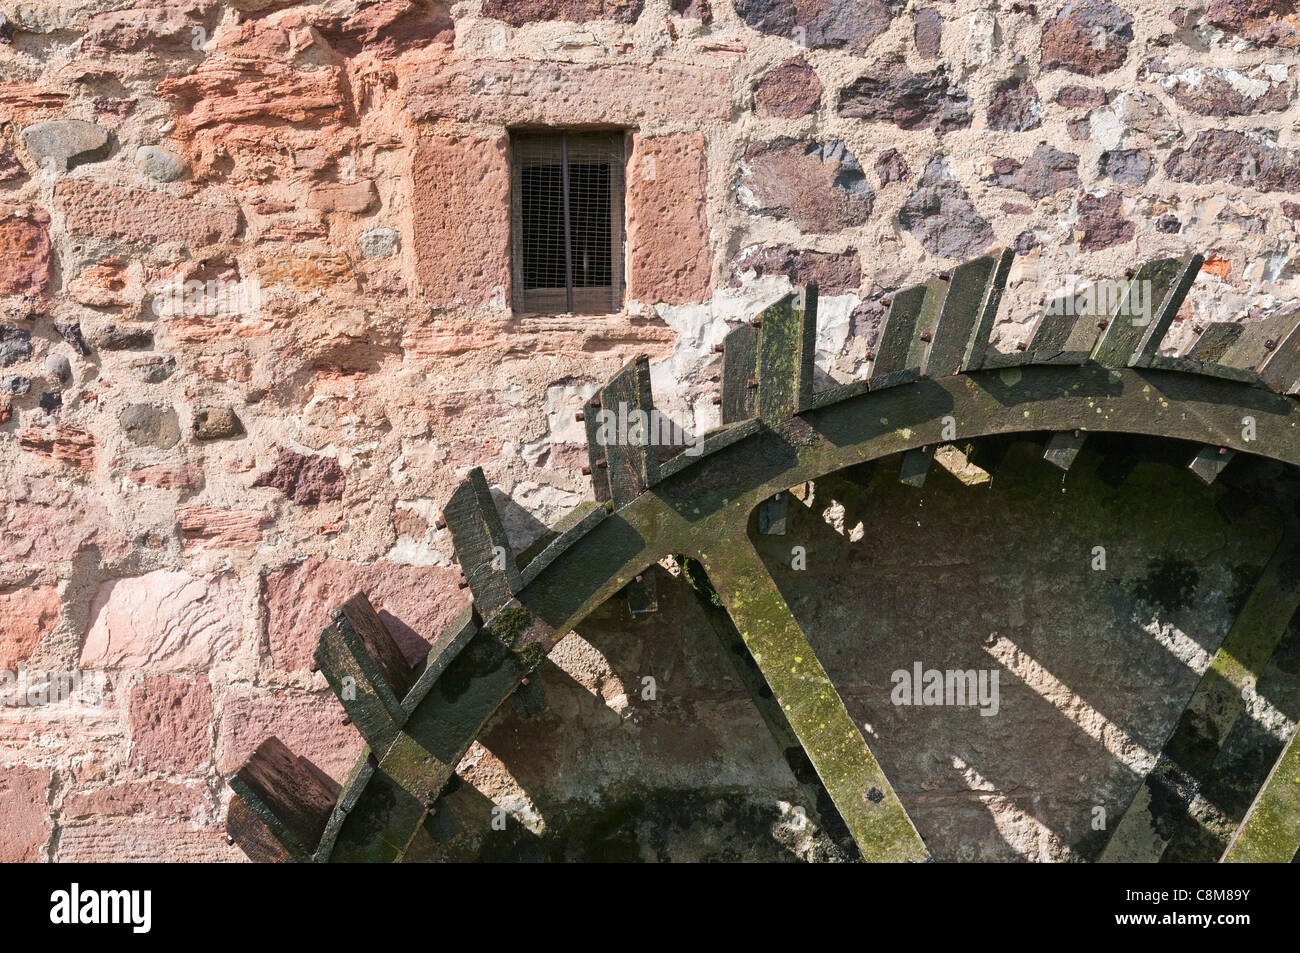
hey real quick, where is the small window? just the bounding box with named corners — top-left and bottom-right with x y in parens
top-left (511, 131), bottom-right (626, 314)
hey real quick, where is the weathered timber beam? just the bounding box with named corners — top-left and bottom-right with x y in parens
top-left (698, 540), bottom-right (929, 862)
top-left (444, 467), bottom-right (521, 615)
top-left (720, 322), bottom-right (759, 425)
top-left (227, 737), bottom-right (337, 863)
top-left (756, 286), bottom-right (818, 424)
top-left (1188, 445), bottom-right (1235, 484)
top-left (326, 602), bottom-right (554, 861)
top-left (899, 446), bottom-right (935, 487)
top-left (926, 248), bottom-right (1014, 376)
top-left (869, 279), bottom-right (945, 390)
top-left (1222, 723), bottom-right (1300, 863)
top-left (314, 593), bottom-right (414, 753)
top-left (680, 555), bottom-right (857, 859)
top-left (600, 354), bottom-right (660, 507)
top-left (1101, 527), bottom-right (1300, 862)
top-left (1091, 255), bottom-right (1201, 368)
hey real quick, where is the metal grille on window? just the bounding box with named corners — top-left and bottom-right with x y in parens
top-left (511, 132), bottom-right (625, 315)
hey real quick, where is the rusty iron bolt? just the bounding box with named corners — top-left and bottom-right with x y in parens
top-left (434, 516), bottom-right (446, 530)
top-left (581, 465), bottom-right (592, 475)
top-left (750, 317), bottom-right (763, 328)
top-left (1265, 339), bottom-right (1277, 350)
top-left (938, 271), bottom-right (951, 281)
top-left (1073, 430), bottom-right (1081, 439)
top-left (589, 397), bottom-right (602, 409)
top-left (596, 460), bottom-right (608, 469)
top-left (1015, 341), bottom-right (1028, 351)
top-left (1193, 324), bottom-right (1204, 334)
top-left (341, 715), bottom-right (351, 725)
top-left (457, 580), bottom-right (468, 590)
top-left (1097, 319), bottom-right (1109, 330)
top-left (864, 350), bottom-right (876, 361)
top-left (635, 574), bottom-right (643, 583)
top-left (711, 395), bottom-right (722, 405)
top-left (713, 343), bottom-right (725, 353)
top-left (575, 411), bottom-right (585, 422)
top-left (746, 378), bottom-right (758, 389)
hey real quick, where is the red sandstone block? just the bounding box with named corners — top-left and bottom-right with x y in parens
top-left (81, 5), bottom-right (209, 57)
top-left (61, 779), bottom-right (211, 822)
top-left (626, 133), bottom-right (712, 306)
top-left (0, 585), bottom-right (61, 670)
top-left (127, 463), bottom-right (203, 490)
top-left (80, 571), bottom-right (242, 671)
top-left (67, 256), bottom-right (138, 308)
top-left (405, 59), bottom-right (732, 126)
top-left (0, 205), bottom-right (53, 296)
top-left (175, 506), bottom-right (271, 551)
top-left (0, 485), bottom-right (132, 565)
top-left (56, 821), bottom-right (238, 862)
top-left (307, 180), bottom-right (377, 213)
top-left (411, 134), bottom-right (511, 308)
top-left (0, 765), bottom-right (51, 862)
top-left (157, 59), bottom-right (351, 130)
top-left (55, 179), bottom-right (241, 248)
top-left (17, 426), bottom-right (96, 471)
top-left (262, 557), bottom-right (466, 671)
top-left (0, 84), bottom-right (68, 121)
top-left (219, 690), bottom-right (363, 784)
top-left (128, 676), bottom-right (213, 773)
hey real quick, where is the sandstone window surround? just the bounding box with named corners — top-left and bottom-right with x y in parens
top-left (409, 58), bottom-right (720, 313)
top-left (510, 130), bottom-right (627, 315)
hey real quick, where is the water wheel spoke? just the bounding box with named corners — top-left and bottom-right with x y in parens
top-left (1222, 722), bottom-right (1300, 862)
top-left (698, 538), bottom-right (929, 862)
top-left (680, 556), bottom-right (855, 858)
top-left (1101, 526), bottom-right (1300, 862)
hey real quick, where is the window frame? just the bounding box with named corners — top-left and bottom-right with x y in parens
top-left (509, 129), bottom-right (627, 316)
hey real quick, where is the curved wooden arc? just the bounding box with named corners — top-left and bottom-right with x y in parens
top-left (226, 249), bottom-right (1300, 863)
top-left (305, 366), bottom-right (1300, 861)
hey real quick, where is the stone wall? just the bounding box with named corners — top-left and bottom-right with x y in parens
top-left (0, 0), bottom-right (1297, 861)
